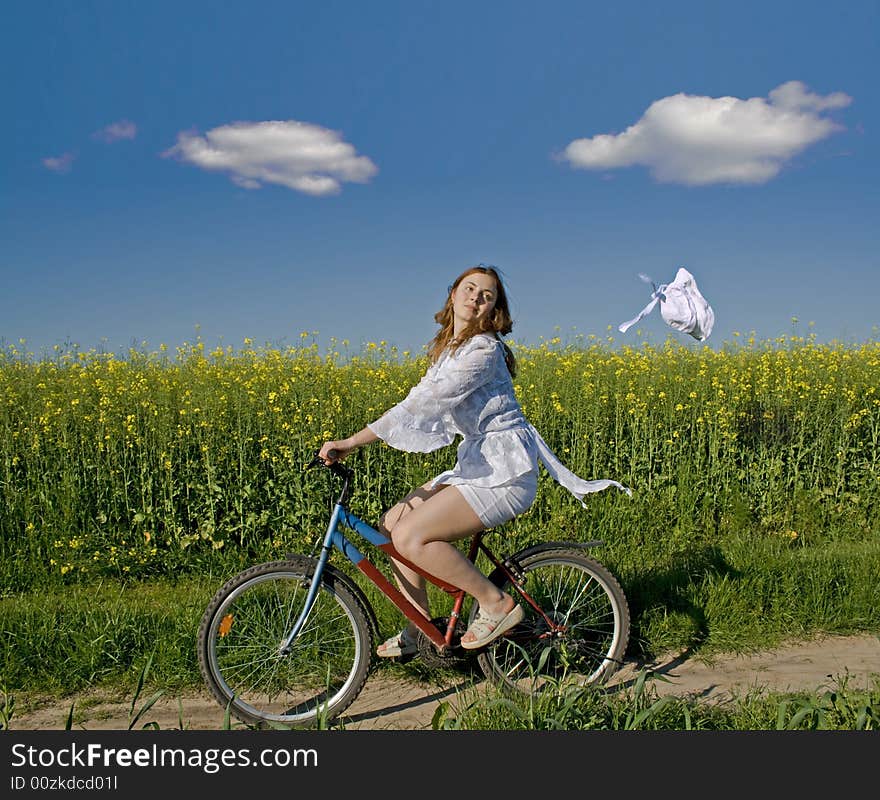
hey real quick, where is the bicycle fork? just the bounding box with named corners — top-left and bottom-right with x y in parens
top-left (277, 502), bottom-right (345, 656)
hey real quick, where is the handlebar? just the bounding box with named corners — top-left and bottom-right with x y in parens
top-left (304, 449), bottom-right (353, 481)
top-left (305, 449), bottom-right (354, 506)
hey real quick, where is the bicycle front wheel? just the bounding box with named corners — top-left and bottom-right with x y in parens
top-left (197, 557), bottom-right (373, 728)
top-left (476, 547), bottom-right (629, 694)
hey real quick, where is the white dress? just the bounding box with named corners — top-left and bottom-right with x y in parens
top-left (367, 334), bottom-right (630, 505)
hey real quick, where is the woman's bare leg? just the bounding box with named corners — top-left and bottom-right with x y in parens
top-left (384, 484), bottom-right (514, 640)
top-left (379, 483), bottom-right (439, 626)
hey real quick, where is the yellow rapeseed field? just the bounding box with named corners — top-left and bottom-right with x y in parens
top-left (2, 331), bottom-right (878, 588)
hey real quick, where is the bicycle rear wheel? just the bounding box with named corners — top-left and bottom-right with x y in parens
top-left (197, 557), bottom-right (372, 728)
top-left (476, 546), bottom-right (629, 693)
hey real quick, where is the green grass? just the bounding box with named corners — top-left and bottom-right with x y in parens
top-left (0, 577), bottom-right (215, 693)
top-left (433, 669), bottom-right (880, 730)
top-left (2, 535), bottom-right (878, 697)
top-left (626, 537), bottom-right (880, 658)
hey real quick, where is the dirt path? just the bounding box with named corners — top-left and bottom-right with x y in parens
top-left (10, 633), bottom-right (879, 731)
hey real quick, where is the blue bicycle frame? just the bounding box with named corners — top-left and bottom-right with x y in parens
top-left (279, 460), bottom-right (485, 654)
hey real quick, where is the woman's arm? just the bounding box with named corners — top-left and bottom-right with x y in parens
top-left (321, 335), bottom-right (499, 461)
top-left (367, 335), bottom-right (499, 451)
top-left (318, 427), bottom-right (379, 464)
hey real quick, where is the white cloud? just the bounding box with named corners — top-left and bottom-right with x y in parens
top-left (162, 120), bottom-right (378, 196)
top-left (42, 152), bottom-right (76, 173)
top-left (93, 120), bottom-right (138, 143)
top-left (560, 81), bottom-right (852, 186)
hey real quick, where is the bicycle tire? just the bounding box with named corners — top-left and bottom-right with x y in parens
top-left (197, 557), bottom-right (373, 728)
top-left (476, 546), bottom-right (630, 694)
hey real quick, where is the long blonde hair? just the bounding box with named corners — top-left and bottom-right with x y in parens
top-left (427, 265), bottom-right (517, 377)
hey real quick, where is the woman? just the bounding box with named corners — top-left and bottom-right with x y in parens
top-left (319, 265), bottom-right (628, 657)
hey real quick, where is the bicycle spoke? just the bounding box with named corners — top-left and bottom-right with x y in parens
top-left (478, 548), bottom-right (629, 693)
top-left (199, 561), bottom-right (371, 726)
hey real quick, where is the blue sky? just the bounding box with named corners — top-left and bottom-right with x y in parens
top-left (3, 0), bottom-right (878, 358)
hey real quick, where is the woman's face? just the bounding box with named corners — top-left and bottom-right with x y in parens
top-left (452, 272), bottom-right (498, 329)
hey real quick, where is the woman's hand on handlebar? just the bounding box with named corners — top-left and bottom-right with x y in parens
top-left (318, 440), bottom-right (353, 464)
top-left (318, 428), bottom-right (378, 464)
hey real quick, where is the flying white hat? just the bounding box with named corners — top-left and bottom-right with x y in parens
top-left (618, 267), bottom-right (715, 341)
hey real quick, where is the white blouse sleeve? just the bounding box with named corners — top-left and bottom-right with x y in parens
top-left (367, 336), bottom-right (498, 453)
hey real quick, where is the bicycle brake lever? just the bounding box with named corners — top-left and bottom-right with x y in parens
top-left (303, 449), bottom-right (341, 471)
top-left (304, 451), bottom-right (325, 471)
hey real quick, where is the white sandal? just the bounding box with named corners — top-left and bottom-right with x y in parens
top-left (460, 604), bottom-right (524, 650)
top-left (376, 628), bottom-right (418, 658)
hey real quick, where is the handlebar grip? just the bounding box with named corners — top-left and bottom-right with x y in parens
top-left (304, 449), bottom-right (352, 478)
top-left (304, 448), bottom-right (352, 473)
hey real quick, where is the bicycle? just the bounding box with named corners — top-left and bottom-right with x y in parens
top-left (197, 452), bottom-right (630, 728)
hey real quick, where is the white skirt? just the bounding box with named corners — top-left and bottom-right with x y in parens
top-left (449, 471), bottom-right (538, 529)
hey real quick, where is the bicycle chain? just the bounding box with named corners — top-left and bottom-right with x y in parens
top-left (415, 616), bottom-right (474, 671)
